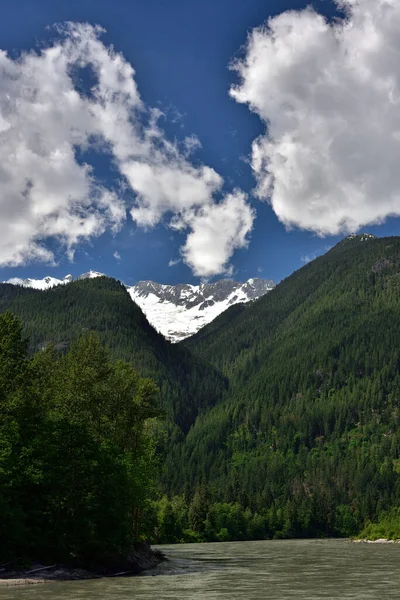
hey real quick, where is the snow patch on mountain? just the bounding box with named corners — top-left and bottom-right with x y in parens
top-left (77, 270), bottom-right (106, 280)
top-left (5, 274), bottom-right (73, 290)
top-left (127, 278), bottom-right (275, 342)
top-left (346, 233), bottom-right (376, 242)
top-left (5, 270), bottom-right (104, 290)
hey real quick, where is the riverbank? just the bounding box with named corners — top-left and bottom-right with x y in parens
top-left (0, 542), bottom-right (165, 586)
top-left (352, 538), bottom-right (400, 544)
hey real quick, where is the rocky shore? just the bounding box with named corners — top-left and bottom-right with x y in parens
top-left (351, 538), bottom-right (400, 544)
top-left (0, 542), bottom-right (165, 586)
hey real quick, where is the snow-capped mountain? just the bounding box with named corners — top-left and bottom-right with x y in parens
top-left (5, 270), bottom-right (104, 290)
top-left (4, 271), bottom-right (274, 342)
top-left (127, 278), bottom-right (275, 342)
top-left (5, 274), bottom-right (73, 290)
top-left (77, 270), bottom-right (106, 281)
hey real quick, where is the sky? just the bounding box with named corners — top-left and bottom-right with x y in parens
top-left (0, 0), bottom-right (399, 287)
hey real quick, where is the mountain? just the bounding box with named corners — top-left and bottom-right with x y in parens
top-left (158, 234), bottom-right (400, 539)
top-left (5, 272), bottom-right (274, 342)
top-left (5, 270), bottom-right (104, 290)
top-left (77, 270), bottom-right (106, 280)
top-left (4, 232), bottom-right (400, 542)
top-left (6, 274), bottom-right (73, 290)
top-left (0, 276), bottom-right (225, 433)
top-left (127, 278), bottom-right (275, 342)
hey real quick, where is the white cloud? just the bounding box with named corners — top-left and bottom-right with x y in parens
top-left (301, 253), bottom-right (317, 264)
top-left (113, 250), bottom-right (121, 260)
top-left (173, 190), bottom-right (255, 278)
top-left (0, 23), bottom-right (253, 276)
top-left (168, 257), bottom-right (181, 267)
top-left (182, 134), bottom-right (202, 157)
top-left (231, 0), bottom-right (400, 236)
top-left (0, 23), bottom-right (132, 267)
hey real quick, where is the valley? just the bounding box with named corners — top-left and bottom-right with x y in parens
top-left (1, 234), bottom-right (400, 563)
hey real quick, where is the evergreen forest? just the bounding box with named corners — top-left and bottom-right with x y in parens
top-left (0, 313), bottom-right (160, 565)
top-left (2, 234), bottom-right (400, 563)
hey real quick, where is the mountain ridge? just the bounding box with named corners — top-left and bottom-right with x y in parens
top-left (127, 277), bottom-right (274, 342)
top-left (4, 272), bottom-right (275, 342)
top-left (3, 233), bottom-right (379, 342)
top-left (0, 276), bottom-right (226, 434)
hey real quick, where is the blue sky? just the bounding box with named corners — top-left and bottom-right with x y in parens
top-left (0, 0), bottom-right (399, 286)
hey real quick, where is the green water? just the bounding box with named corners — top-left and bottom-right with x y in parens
top-left (1, 539), bottom-right (399, 599)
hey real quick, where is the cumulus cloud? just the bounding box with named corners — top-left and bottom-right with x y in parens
top-left (0, 23), bottom-right (130, 266)
top-left (172, 190), bottom-right (255, 278)
top-left (0, 23), bottom-right (253, 276)
top-left (113, 250), bottom-right (121, 260)
top-left (231, 0), bottom-right (400, 235)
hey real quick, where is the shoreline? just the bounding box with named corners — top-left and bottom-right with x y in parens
top-left (351, 538), bottom-right (400, 544)
top-left (0, 542), bottom-right (165, 587)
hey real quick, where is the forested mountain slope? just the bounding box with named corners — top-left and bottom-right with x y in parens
top-left (184, 233), bottom-right (394, 378)
top-left (158, 235), bottom-right (400, 539)
top-left (3, 235), bottom-right (400, 542)
top-left (0, 277), bottom-right (224, 433)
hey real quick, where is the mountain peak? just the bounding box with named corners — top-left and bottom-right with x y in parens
top-left (5, 275), bottom-right (69, 290)
top-left (4, 270), bottom-right (106, 290)
top-left (345, 233), bottom-right (376, 242)
top-left (127, 277), bottom-right (275, 342)
top-left (77, 270), bottom-right (105, 280)
top-left (331, 233), bottom-right (377, 254)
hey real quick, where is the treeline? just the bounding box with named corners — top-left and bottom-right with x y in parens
top-left (358, 508), bottom-right (400, 541)
top-left (0, 311), bottom-right (160, 566)
top-left (150, 493), bottom-right (346, 544)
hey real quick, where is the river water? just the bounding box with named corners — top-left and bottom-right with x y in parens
top-left (1, 539), bottom-right (399, 599)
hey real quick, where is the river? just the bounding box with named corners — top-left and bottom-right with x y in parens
top-left (1, 539), bottom-right (399, 599)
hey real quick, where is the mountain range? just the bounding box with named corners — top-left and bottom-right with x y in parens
top-left (2, 232), bottom-right (400, 542)
top-left (5, 272), bottom-right (274, 342)
top-left (6, 269), bottom-right (104, 289)
top-left (127, 278), bottom-right (274, 342)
